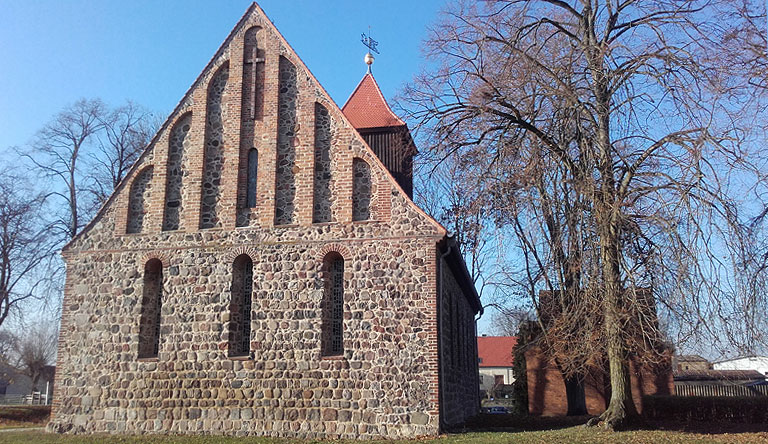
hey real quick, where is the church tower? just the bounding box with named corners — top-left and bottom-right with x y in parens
top-left (342, 69), bottom-right (416, 198)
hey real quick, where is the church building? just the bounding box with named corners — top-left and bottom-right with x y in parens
top-left (49, 2), bottom-right (481, 439)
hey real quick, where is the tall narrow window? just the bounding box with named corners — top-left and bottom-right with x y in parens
top-left (352, 158), bottom-right (372, 221)
top-left (126, 166), bottom-right (154, 234)
top-left (321, 253), bottom-right (344, 356)
top-left (229, 255), bottom-right (253, 357)
top-left (138, 259), bottom-right (163, 358)
top-left (246, 149), bottom-right (258, 208)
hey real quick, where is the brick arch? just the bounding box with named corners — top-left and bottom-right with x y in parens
top-left (139, 250), bottom-right (172, 268)
top-left (318, 243), bottom-right (351, 261)
top-left (225, 246), bottom-right (259, 263)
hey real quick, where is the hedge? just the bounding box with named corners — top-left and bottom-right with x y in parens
top-left (643, 395), bottom-right (768, 423)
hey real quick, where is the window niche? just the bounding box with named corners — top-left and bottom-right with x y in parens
top-left (126, 166), bottom-right (154, 234)
top-left (321, 252), bottom-right (344, 357)
top-left (138, 258), bottom-right (163, 359)
top-left (352, 158), bottom-right (372, 221)
top-left (228, 254), bottom-right (253, 357)
top-left (246, 149), bottom-right (258, 209)
top-left (163, 114), bottom-right (192, 231)
top-left (200, 64), bottom-right (229, 229)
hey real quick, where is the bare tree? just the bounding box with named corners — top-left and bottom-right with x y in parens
top-left (24, 99), bottom-right (106, 242)
top-left (13, 323), bottom-right (57, 390)
top-left (88, 102), bottom-right (158, 205)
top-left (0, 171), bottom-right (57, 329)
top-left (22, 98), bottom-right (159, 244)
top-left (404, 0), bottom-right (766, 429)
top-left (415, 154), bottom-right (494, 292)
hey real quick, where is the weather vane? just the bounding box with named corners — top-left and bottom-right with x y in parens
top-left (361, 27), bottom-right (379, 72)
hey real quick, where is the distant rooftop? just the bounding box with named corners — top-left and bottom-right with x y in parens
top-left (675, 354), bottom-right (709, 362)
top-left (477, 336), bottom-right (517, 368)
top-left (673, 369), bottom-right (766, 381)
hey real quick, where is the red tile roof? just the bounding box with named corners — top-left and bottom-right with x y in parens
top-left (477, 336), bottom-right (517, 368)
top-left (342, 73), bottom-right (405, 129)
top-left (673, 369), bottom-right (766, 381)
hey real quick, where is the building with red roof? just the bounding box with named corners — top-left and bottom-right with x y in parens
top-left (477, 336), bottom-right (518, 387)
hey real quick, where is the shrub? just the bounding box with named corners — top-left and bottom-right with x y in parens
top-left (643, 395), bottom-right (768, 423)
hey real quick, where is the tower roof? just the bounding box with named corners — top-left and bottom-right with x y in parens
top-left (342, 73), bottom-right (405, 129)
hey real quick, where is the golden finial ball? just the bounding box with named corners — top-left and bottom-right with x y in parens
top-left (364, 52), bottom-right (375, 66)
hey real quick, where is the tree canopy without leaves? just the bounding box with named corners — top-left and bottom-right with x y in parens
top-left (0, 171), bottom-right (57, 329)
top-left (23, 98), bottom-right (157, 244)
top-left (404, 0), bottom-right (766, 428)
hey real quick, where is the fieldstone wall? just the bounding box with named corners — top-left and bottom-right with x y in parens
top-left (352, 158), bottom-right (372, 221)
top-left (274, 56), bottom-right (298, 226)
top-left (313, 103), bottom-right (333, 223)
top-left (163, 115), bottom-right (192, 231)
top-left (49, 4), bottom-right (476, 440)
top-left (439, 258), bottom-right (480, 428)
top-left (126, 167), bottom-right (154, 234)
top-left (200, 65), bottom-right (229, 229)
top-left (52, 232), bottom-right (441, 438)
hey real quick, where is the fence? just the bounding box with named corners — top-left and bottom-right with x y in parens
top-left (675, 384), bottom-right (768, 397)
top-left (0, 391), bottom-right (50, 405)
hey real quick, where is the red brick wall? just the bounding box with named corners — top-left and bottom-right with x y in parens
top-left (526, 345), bottom-right (673, 416)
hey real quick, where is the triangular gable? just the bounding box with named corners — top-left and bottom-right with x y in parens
top-left (64, 1), bottom-right (446, 252)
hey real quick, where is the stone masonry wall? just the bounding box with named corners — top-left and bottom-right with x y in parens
top-left (126, 167), bottom-right (154, 234)
top-left (274, 56), bottom-right (298, 226)
top-left (51, 5), bottom-right (451, 440)
top-left (53, 236), bottom-right (439, 439)
top-left (312, 103), bottom-right (333, 223)
top-left (352, 158), bottom-right (373, 222)
top-left (163, 115), bottom-right (192, 231)
top-left (439, 258), bottom-right (480, 428)
top-left (200, 65), bottom-right (229, 229)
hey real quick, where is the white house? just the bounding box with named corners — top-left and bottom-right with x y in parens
top-left (713, 356), bottom-right (768, 377)
top-left (477, 336), bottom-right (517, 390)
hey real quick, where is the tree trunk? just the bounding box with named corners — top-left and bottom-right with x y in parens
top-left (596, 219), bottom-right (639, 429)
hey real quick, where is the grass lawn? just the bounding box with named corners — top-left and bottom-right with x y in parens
top-left (0, 429), bottom-right (767, 444)
top-left (0, 405), bottom-right (51, 429)
top-left (0, 412), bottom-right (765, 443)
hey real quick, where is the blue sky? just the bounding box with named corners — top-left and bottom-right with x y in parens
top-left (1, 1), bottom-right (499, 333)
top-left (0, 0), bottom-right (444, 149)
